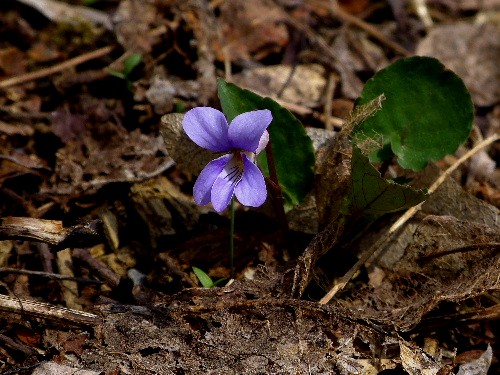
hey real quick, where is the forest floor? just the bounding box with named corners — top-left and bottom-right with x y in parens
top-left (0, 0), bottom-right (499, 374)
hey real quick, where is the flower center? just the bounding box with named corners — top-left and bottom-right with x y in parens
top-left (224, 152), bottom-right (245, 184)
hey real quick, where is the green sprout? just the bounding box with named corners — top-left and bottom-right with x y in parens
top-left (192, 267), bottom-right (226, 288)
top-left (107, 53), bottom-right (142, 91)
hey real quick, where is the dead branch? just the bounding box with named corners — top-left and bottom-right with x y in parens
top-left (0, 217), bottom-right (103, 250)
top-left (0, 294), bottom-right (99, 327)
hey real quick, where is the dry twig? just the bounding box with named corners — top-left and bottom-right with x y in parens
top-left (0, 294), bottom-right (99, 326)
top-left (0, 46), bottom-right (114, 89)
top-left (0, 217), bottom-right (103, 249)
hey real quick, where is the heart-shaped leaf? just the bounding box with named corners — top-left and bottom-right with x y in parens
top-left (353, 56), bottom-right (474, 171)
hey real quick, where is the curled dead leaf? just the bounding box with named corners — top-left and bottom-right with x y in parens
top-left (160, 113), bottom-right (215, 176)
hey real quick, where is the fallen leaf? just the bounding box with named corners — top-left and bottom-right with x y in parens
top-left (233, 64), bottom-right (326, 107)
top-left (160, 113), bottom-right (214, 176)
top-left (113, 0), bottom-right (159, 52)
top-left (145, 70), bottom-right (200, 114)
top-left (32, 362), bottom-right (100, 375)
top-left (0, 241), bottom-right (13, 267)
top-left (43, 125), bottom-right (173, 195)
top-left (214, 0), bottom-right (288, 62)
top-left (344, 178), bottom-right (500, 330)
top-left (399, 339), bottom-right (442, 375)
top-left (0, 47), bottom-right (26, 76)
top-left (456, 345), bottom-right (492, 375)
top-left (17, 0), bottom-right (112, 30)
top-left (416, 22), bottom-right (500, 106)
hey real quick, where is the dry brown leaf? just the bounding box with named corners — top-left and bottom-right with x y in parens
top-left (112, 0), bottom-right (159, 52)
top-left (32, 362), bottom-right (99, 375)
top-left (215, 0), bottom-right (289, 62)
top-left (399, 340), bottom-right (442, 375)
top-left (160, 113), bottom-right (214, 176)
top-left (57, 249), bottom-right (81, 311)
top-left (343, 178), bottom-right (500, 331)
top-left (338, 0), bottom-right (371, 14)
top-left (0, 47), bottom-right (26, 76)
top-left (416, 22), bottom-right (500, 106)
top-left (130, 176), bottom-right (207, 246)
top-left (15, 0), bottom-right (112, 30)
top-left (145, 68), bottom-right (200, 114)
top-left (434, 0), bottom-right (500, 11)
top-left (291, 97), bottom-right (385, 297)
top-left (233, 64), bottom-right (326, 107)
top-left (466, 148), bottom-right (496, 188)
top-left (43, 125), bottom-right (173, 195)
top-left (457, 345), bottom-right (492, 375)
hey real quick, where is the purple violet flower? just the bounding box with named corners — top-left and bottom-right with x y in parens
top-left (183, 107), bottom-right (272, 213)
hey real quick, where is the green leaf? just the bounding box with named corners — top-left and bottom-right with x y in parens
top-left (192, 267), bottom-right (214, 288)
top-left (218, 79), bottom-right (315, 207)
top-left (123, 53), bottom-right (142, 76)
top-left (353, 56), bottom-right (474, 171)
top-left (347, 146), bottom-right (427, 215)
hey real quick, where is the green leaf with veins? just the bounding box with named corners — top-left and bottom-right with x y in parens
top-left (353, 56), bottom-right (473, 171)
top-left (347, 146), bottom-right (427, 215)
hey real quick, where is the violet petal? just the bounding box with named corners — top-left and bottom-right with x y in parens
top-left (234, 154), bottom-right (267, 207)
top-left (183, 107), bottom-right (231, 152)
top-left (255, 130), bottom-right (269, 155)
top-left (211, 156), bottom-right (243, 212)
top-left (228, 110), bottom-right (272, 152)
top-left (193, 154), bottom-right (232, 206)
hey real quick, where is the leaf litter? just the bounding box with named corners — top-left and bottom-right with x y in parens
top-left (0, 0), bottom-right (499, 374)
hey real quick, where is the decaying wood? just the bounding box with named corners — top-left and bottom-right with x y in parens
top-left (0, 217), bottom-right (103, 249)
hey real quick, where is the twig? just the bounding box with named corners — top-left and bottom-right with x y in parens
top-left (319, 133), bottom-right (500, 304)
top-left (390, 134), bottom-right (500, 231)
top-left (72, 248), bottom-right (121, 288)
top-left (0, 217), bottom-right (103, 250)
top-left (0, 45), bottom-right (114, 89)
top-left (0, 333), bottom-right (37, 356)
top-left (0, 294), bottom-right (99, 326)
top-left (0, 268), bottom-right (103, 284)
top-left (417, 242), bottom-right (500, 262)
top-left (323, 73), bottom-right (337, 131)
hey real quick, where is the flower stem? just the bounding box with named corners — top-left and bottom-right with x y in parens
top-left (265, 142), bottom-right (288, 234)
top-left (229, 196), bottom-right (235, 279)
